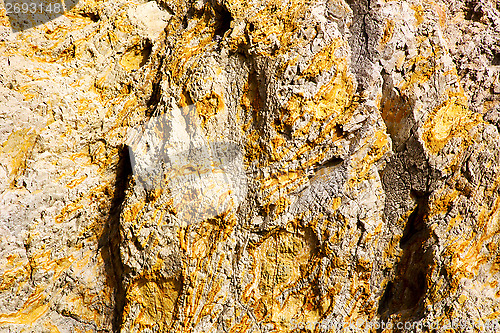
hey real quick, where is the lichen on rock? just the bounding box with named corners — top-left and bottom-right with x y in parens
top-left (1, 0), bottom-right (500, 332)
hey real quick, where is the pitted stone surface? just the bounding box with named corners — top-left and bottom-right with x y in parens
top-left (1, 0), bottom-right (500, 332)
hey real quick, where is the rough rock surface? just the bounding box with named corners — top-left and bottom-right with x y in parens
top-left (0, 0), bottom-right (500, 332)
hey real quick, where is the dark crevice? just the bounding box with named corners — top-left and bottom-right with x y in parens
top-left (317, 156), bottom-right (343, 170)
top-left (334, 124), bottom-right (344, 138)
top-left (78, 10), bottom-right (100, 22)
top-left (145, 56), bottom-right (165, 117)
top-left (378, 275), bottom-right (394, 300)
top-left (274, 117), bottom-right (292, 139)
top-left (139, 40), bottom-right (153, 68)
top-left (464, 1), bottom-right (483, 22)
top-left (214, 5), bottom-right (233, 38)
top-left (399, 190), bottom-right (429, 246)
top-left (377, 190), bottom-right (431, 322)
top-left (307, 157), bottom-right (344, 181)
top-left (182, 15), bottom-right (189, 30)
top-left (492, 53), bottom-right (500, 66)
top-left (156, 1), bottom-right (175, 16)
top-left (99, 145), bottom-right (132, 332)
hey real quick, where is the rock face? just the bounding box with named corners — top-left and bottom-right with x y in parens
top-left (1, 0), bottom-right (500, 332)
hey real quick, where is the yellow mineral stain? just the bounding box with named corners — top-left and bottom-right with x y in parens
top-left (285, 57), bottom-right (353, 131)
top-left (399, 39), bottom-right (443, 92)
top-left (412, 4), bottom-right (425, 26)
top-left (490, 256), bottom-right (500, 276)
top-left (380, 20), bottom-right (395, 46)
top-left (244, 229), bottom-right (322, 329)
top-left (125, 276), bottom-right (181, 331)
top-left (66, 174), bottom-right (88, 189)
top-left (422, 94), bottom-right (471, 153)
top-left (241, 71), bottom-right (263, 122)
top-left (0, 128), bottom-right (38, 186)
top-left (301, 38), bottom-right (344, 79)
top-left (0, 264), bottom-right (30, 292)
top-left (382, 234), bottom-right (402, 269)
top-left (446, 214), bottom-right (462, 232)
top-left (122, 200), bottom-right (146, 223)
top-left (0, 291), bottom-right (49, 325)
top-left (486, 312), bottom-right (500, 320)
top-left (63, 293), bottom-right (102, 324)
top-left (196, 92), bottom-right (225, 127)
top-left (44, 320), bottom-right (62, 333)
top-left (243, 0), bottom-right (313, 57)
top-left (55, 199), bottom-right (84, 223)
top-left (347, 130), bottom-right (389, 188)
top-left (120, 44), bottom-right (152, 71)
top-left (0, 7), bottom-right (9, 27)
top-left (31, 251), bottom-right (74, 281)
top-left (119, 96), bottom-right (139, 125)
top-left (165, 9), bottom-right (216, 83)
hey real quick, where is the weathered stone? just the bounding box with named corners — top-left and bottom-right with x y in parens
top-left (1, 0), bottom-right (500, 332)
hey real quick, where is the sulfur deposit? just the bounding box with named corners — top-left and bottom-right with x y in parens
top-left (1, 0), bottom-right (500, 332)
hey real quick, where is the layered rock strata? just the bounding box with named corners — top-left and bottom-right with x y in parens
top-left (0, 0), bottom-right (499, 332)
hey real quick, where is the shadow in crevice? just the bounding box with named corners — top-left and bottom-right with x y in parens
top-left (213, 4), bottom-right (233, 38)
top-left (76, 8), bottom-right (100, 22)
top-left (144, 54), bottom-right (165, 118)
top-left (492, 53), bottom-right (500, 66)
top-left (99, 145), bottom-right (132, 332)
top-left (464, 0), bottom-right (483, 22)
top-left (378, 190), bottom-right (432, 323)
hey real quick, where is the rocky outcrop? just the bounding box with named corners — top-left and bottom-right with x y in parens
top-left (1, 0), bottom-right (500, 332)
